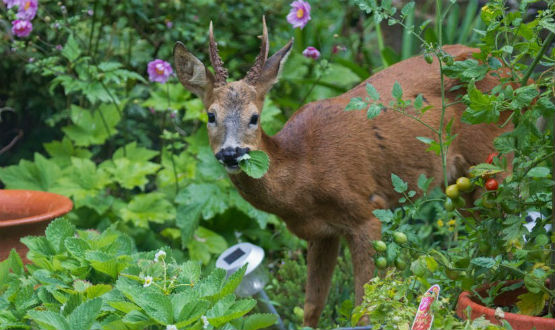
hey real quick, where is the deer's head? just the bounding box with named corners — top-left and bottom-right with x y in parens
top-left (174, 17), bottom-right (293, 174)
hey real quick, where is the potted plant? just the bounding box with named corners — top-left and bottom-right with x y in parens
top-left (0, 190), bottom-right (73, 263)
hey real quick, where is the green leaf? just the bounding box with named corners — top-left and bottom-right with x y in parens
top-left (417, 174), bottom-right (433, 192)
top-left (0, 153), bottom-right (61, 191)
top-left (108, 301), bottom-right (140, 314)
top-left (112, 142), bottom-right (159, 162)
top-left (241, 313), bottom-right (278, 330)
top-left (414, 94), bottom-right (423, 109)
top-left (64, 237), bottom-right (91, 258)
top-left (187, 227), bottom-right (228, 265)
top-left (239, 150), bottom-right (270, 179)
top-left (392, 81), bottom-right (403, 100)
top-left (7, 249), bottom-right (24, 276)
top-left (527, 167), bottom-right (550, 178)
top-left (175, 300), bottom-right (210, 327)
top-left (101, 158), bottom-right (160, 190)
top-left (21, 236), bottom-right (55, 256)
top-left (372, 209), bottom-right (394, 223)
top-left (215, 265), bottom-right (246, 300)
top-left (206, 295), bottom-right (256, 327)
top-left (45, 218), bottom-right (75, 253)
top-left (366, 103), bottom-right (382, 119)
top-left (27, 310), bottom-right (69, 330)
top-left (86, 251), bottom-right (131, 279)
top-left (391, 173), bottom-right (408, 193)
top-left (469, 163), bottom-right (504, 178)
top-left (471, 257), bottom-right (496, 269)
top-left (62, 104), bottom-right (121, 147)
top-left (122, 310), bottom-right (153, 329)
top-left (462, 81), bottom-right (499, 124)
top-left (345, 97), bottom-right (367, 111)
top-left (416, 136), bottom-right (434, 145)
top-left (52, 158), bottom-right (111, 206)
top-left (138, 292), bottom-right (174, 325)
top-left (179, 261), bottom-right (201, 285)
top-left (67, 298), bottom-right (102, 330)
top-left (516, 292), bottom-right (547, 316)
top-left (365, 83), bottom-right (380, 100)
top-left (62, 35), bottom-right (81, 62)
top-left (401, 1), bottom-right (414, 16)
top-left (443, 59), bottom-right (488, 82)
top-left (510, 85), bottom-right (539, 110)
top-left (119, 193), bottom-right (175, 228)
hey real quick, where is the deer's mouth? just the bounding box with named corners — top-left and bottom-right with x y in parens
top-left (224, 164), bottom-right (241, 174)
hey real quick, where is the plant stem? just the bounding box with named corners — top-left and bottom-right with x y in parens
top-left (436, 0), bottom-right (449, 189)
top-left (520, 32), bottom-right (554, 85)
top-left (551, 69), bottom-right (555, 298)
top-left (375, 19), bottom-right (388, 68)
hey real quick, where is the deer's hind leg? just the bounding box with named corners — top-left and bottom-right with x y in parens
top-left (303, 236), bottom-right (340, 328)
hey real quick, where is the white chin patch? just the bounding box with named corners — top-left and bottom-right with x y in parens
top-left (225, 166), bottom-right (241, 175)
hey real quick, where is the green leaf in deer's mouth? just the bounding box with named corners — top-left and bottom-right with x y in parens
top-left (238, 150), bottom-right (270, 179)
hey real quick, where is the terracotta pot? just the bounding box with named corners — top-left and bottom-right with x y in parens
top-left (0, 190), bottom-right (73, 263)
top-left (456, 280), bottom-right (555, 330)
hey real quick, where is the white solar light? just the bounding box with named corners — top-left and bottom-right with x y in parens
top-left (216, 242), bottom-right (268, 297)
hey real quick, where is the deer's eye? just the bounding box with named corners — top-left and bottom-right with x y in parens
top-left (207, 112), bottom-right (216, 124)
top-left (249, 114), bottom-right (259, 126)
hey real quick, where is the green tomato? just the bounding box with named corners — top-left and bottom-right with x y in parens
top-left (393, 232), bottom-right (408, 244)
top-left (410, 260), bottom-right (427, 277)
top-left (456, 177), bottom-right (473, 192)
top-left (454, 196), bottom-right (466, 209)
top-left (481, 197), bottom-right (496, 208)
top-left (376, 257), bottom-right (388, 269)
top-left (445, 184), bottom-right (460, 199)
top-left (395, 258), bottom-right (407, 270)
top-left (373, 240), bottom-right (387, 252)
top-left (444, 198), bottom-right (455, 212)
top-left (424, 53), bottom-right (434, 64)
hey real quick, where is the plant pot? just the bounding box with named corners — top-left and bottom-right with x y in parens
top-left (456, 280), bottom-right (555, 330)
top-left (0, 190), bottom-right (73, 263)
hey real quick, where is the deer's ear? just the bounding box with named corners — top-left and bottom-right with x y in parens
top-left (255, 38), bottom-right (293, 96)
top-left (174, 42), bottom-right (214, 102)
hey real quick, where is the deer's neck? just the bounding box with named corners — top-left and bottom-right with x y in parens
top-left (228, 131), bottom-right (297, 217)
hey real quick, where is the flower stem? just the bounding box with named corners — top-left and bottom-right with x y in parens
top-left (520, 32), bottom-right (554, 86)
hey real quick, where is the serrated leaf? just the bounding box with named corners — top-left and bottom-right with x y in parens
top-left (471, 257), bottom-right (496, 269)
top-left (417, 174), bottom-right (433, 192)
top-left (27, 310), bottom-right (70, 330)
top-left (62, 104), bottom-right (121, 147)
top-left (365, 83), bottom-right (380, 100)
top-left (21, 236), bottom-right (55, 256)
top-left (527, 167), bottom-right (550, 178)
top-left (207, 295), bottom-right (256, 327)
top-left (372, 209), bottom-right (394, 223)
top-left (122, 309), bottom-right (153, 329)
top-left (367, 103), bottom-right (382, 119)
top-left (391, 173), bottom-right (408, 193)
top-left (414, 94), bottom-right (423, 109)
top-left (64, 237), bottom-right (91, 258)
top-left (101, 158), bottom-right (160, 190)
top-left (401, 1), bottom-right (414, 16)
top-left (462, 81), bottom-right (499, 124)
top-left (45, 218), bottom-right (75, 253)
top-left (118, 193), bottom-right (175, 228)
top-left (62, 35), bottom-right (81, 62)
top-left (345, 97), bottom-right (367, 111)
top-left (86, 251), bottom-right (131, 279)
top-left (67, 298), bottom-right (102, 330)
top-left (392, 81), bottom-right (403, 100)
top-left (239, 150), bottom-right (269, 179)
top-left (0, 153), bottom-right (61, 191)
top-left (469, 163), bottom-right (504, 178)
top-left (175, 300), bottom-right (210, 327)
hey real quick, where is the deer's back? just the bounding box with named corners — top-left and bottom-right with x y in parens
top-left (269, 45), bottom-right (508, 235)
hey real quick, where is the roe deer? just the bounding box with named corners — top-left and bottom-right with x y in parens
top-left (174, 18), bottom-right (510, 327)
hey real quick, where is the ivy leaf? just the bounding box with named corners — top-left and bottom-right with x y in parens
top-left (345, 97), bottom-right (367, 111)
top-left (365, 83), bottom-right (380, 100)
top-left (391, 173), bottom-right (408, 193)
top-left (239, 150), bottom-right (270, 179)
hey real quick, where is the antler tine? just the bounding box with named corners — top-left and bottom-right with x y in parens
top-left (209, 21), bottom-right (228, 87)
top-left (245, 16), bottom-right (269, 85)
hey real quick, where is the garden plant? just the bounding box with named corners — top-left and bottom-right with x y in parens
top-left (0, 0), bottom-right (554, 329)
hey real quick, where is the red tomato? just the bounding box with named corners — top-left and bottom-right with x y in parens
top-left (486, 153), bottom-right (499, 164)
top-left (485, 178), bottom-right (498, 191)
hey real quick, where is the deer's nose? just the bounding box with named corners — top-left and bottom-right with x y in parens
top-left (216, 147), bottom-right (250, 166)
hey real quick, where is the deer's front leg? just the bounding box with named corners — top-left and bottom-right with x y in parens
top-left (346, 219), bottom-right (382, 306)
top-left (303, 236), bottom-right (340, 328)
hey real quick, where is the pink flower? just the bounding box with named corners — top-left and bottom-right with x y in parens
top-left (332, 44), bottom-right (346, 54)
top-left (87, 9), bottom-right (93, 16)
top-left (55, 44), bottom-right (62, 50)
top-left (302, 46), bottom-right (320, 60)
top-left (147, 59), bottom-right (173, 83)
top-left (16, 0), bottom-right (37, 21)
top-left (287, 0), bottom-right (311, 29)
top-left (166, 21), bottom-right (173, 28)
top-left (11, 19), bottom-right (32, 37)
top-left (3, 0), bottom-right (20, 9)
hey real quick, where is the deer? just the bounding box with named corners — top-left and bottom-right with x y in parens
top-left (173, 18), bottom-right (510, 328)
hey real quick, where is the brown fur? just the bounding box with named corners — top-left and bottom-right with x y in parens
top-left (175, 36), bottom-right (510, 327)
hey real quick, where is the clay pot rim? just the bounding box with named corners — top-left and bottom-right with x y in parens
top-left (457, 281), bottom-right (555, 329)
top-left (0, 190), bottom-right (73, 228)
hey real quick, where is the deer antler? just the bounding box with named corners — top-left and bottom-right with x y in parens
top-left (209, 21), bottom-right (228, 87)
top-left (244, 16), bottom-right (269, 85)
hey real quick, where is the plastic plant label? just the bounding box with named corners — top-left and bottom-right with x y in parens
top-left (411, 284), bottom-right (440, 330)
